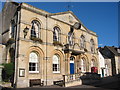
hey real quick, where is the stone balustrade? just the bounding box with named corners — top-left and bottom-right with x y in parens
top-left (63, 73), bottom-right (84, 87)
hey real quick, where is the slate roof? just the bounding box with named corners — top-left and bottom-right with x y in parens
top-left (99, 46), bottom-right (120, 57)
top-left (106, 46), bottom-right (120, 56)
top-left (102, 54), bottom-right (109, 59)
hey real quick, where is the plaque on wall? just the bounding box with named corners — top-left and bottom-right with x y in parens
top-left (19, 69), bottom-right (25, 77)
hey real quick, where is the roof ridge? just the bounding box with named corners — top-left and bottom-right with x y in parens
top-left (21, 2), bottom-right (50, 14)
top-left (49, 10), bottom-right (72, 16)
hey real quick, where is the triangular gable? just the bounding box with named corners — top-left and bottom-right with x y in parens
top-left (50, 11), bottom-right (88, 31)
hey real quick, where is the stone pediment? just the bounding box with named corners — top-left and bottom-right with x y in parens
top-left (50, 11), bottom-right (87, 31)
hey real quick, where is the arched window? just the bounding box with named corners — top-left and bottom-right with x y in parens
top-left (53, 54), bottom-right (60, 73)
top-left (80, 35), bottom-right (86, 49)
top-left (31, 20), bottom-right (41, 38)
top-left (68, 32), bottom-right (74, 45)
top-left (90, 39), bottom-right (95, 53)
top-left (91, 59), bottom-right (95, 67)
top-left (80, 58), bottom-right (86, 72)
top-left (53, 26), bottom-right (60, 42)
top-left (29, 52), bottom-right (39, 73)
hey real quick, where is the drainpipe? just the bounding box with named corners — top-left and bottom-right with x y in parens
top-left (13, 5), bottom-right (21, 88)
top-left (45, 14), bottom-right (48, 86)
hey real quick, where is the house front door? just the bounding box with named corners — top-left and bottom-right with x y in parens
top-left (70, 56), bottom-right (75, 74)
top-left (70, 63), bottom-right (74, 74)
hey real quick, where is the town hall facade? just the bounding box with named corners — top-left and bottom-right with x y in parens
top-left (0, 2), bottom-right (99, 88)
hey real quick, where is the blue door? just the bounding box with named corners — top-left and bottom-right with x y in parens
top-left (70, 63), bottom-right (74, 74)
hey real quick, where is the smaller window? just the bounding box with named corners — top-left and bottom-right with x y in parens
top-left (80, 58), bottom-right (86, 72)
top-left (53, 27), bottom-right (60, 42)
top-left (70, 56), bottom-right (75, 64)
top-left (53, 54), bottom-right (60, 73)
top-left (80, 35), bottom-right (86, 49)
top-left (70, 56), bottom-right (75, 61)
top-left (29, 52), bottom-right (39, 73)
top-left (90, 39), bottom-right (95, 53)
top-left (31, 20), bottom-right (41, 38)
top-left (68, 32), bottom-right (74, 46)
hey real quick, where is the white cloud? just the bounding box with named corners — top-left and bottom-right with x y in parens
top-left (99, 44), bottom-right (103, 46)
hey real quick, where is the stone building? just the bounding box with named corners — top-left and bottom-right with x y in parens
top-left (98, 51), bottom-right (106, 77)
top-left (98, 50), bottom-right (113, 77)
top-left (0, 44), bottom-right (5, 82)
top-left (1, 2), bottom-right (99, 88)
top-left (99, 46), bottom-right (120, 76)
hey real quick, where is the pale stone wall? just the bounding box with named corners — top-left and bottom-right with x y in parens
top-left (118, 56), bottom-right (120, 74)
top-left (0, 44), bottom-right (6, 64)
top-left (0, 44), bottom-right (3, 82)
top-left (0, 44), bottom-right (3, 64)
top-left (65, 80), bottom-right (82, 87)
top-left (115, 56), bottom-right (120, 74)
top-left (15, 6), bottom-right (99, 87)
top-left (0, 44), bottom-right (5, 82)
top-left (1, 2), bottom-right (99, 88)
top-left (105, 59), bottom-right (112, 76)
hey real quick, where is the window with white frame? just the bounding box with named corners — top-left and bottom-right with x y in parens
top-left (68, 31), bottom-right (74, 46)
top-left (53, 26), bottom-right (60, 42)
top-left (90, 39), bottom-right (95, 53)
top-left (29, 52), bottom-right (39, 73)
top-left (31, 20), bottom-right (41, 38)
top-left (80, 35), bottom-right (86, 49)
top-left (53, 54), bottom-right (60, 73)
top-left (81, 58), bottom-right (86, 72)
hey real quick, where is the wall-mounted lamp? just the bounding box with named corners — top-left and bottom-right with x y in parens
top-left (23, 26), bottom-right (29, 38)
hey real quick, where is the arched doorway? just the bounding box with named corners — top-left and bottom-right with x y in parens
top-left (70, 56), bottom-right (75, 74)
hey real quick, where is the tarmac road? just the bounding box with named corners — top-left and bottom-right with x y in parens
top-left (1, 74), bottom-right (120, 90)
top-left (0, 84), bottom-right (115, 90)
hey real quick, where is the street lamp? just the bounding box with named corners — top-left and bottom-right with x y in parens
top-left (23, 26), bottom-right (29, 38)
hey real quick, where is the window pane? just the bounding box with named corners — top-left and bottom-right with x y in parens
top-left (53, 27), bottom-right (60, 42)
top-left (29, 52), bottom-right (39, 72)
top-left (31, 20), bottom-right (40, 38)
top-left (68, 32), bottom-right (74, 45)
top-left (29, 52), bottom-right (38, 62)
top-left (81, 58), bottom-right (86, 72)
top-left (90, 39), bottom-right (95, 53)
top-left (53, 54), bottom-right (60, 72)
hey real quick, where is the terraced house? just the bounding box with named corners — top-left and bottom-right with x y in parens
top-left (1, 2), bottom-right (99, 88)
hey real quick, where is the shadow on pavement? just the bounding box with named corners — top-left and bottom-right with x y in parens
top-left (80, 73), bottom-right (120, 89)
top-left (1, 74), bottom-right (120, 90)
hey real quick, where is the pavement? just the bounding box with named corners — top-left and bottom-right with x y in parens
top-left (1, 84), bottom-right (118, 90)
top-left (0, 74), bottom-right (120, 90)
top-left (1, 85), bottom-right (112, 90)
